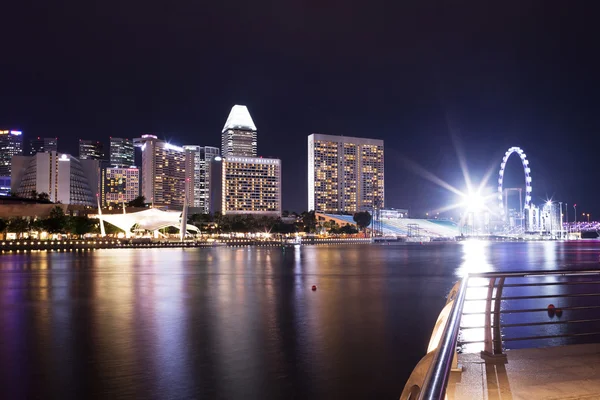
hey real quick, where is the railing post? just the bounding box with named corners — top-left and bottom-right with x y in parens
top-left (483, 277), bottom-right (496, 354)
top-left (493, 277), bottom-right (505, 355)
top-left (481, 277), bottom-right (507, 363)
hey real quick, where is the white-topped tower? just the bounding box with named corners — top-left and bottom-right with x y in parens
top-left (221, 105), bottom-right (257, 157)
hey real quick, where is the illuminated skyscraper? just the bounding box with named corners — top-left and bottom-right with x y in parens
top-left (210, 156), bottom-right (281, 216)
top-left (133, 135), bottom-right (185, 208)
top-left (221, 105), bottom-right (257, 157)
top-left (79, 139), bottom-right (104, 160)
top-left (308, 134), bottom-right (384, 213)
top-left (184, 145), bottom-right (219, 213)
top-left (109, 137), bottom-right (135, 167)
top-left (11, 152), bottom-right (99, 205)
top-left (29, 137), bottom-right (58, 155)
top-left (102, 167), bottom-right (140, 205)
top-left (0, 130), bottom-right (23, 177)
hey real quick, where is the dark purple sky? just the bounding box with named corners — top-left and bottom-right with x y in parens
top-left (2, 1), bottom-right (599, 216)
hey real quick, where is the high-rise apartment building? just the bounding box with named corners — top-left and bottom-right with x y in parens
top-left (11, 152), bottom-right (99, 205)
top-left (210, 156), bottom-right (281, 216)
top-left (0, 130), bottom-right (23, 177)
top-left (109, 137), bottom-right (135, 167)
top-left (308, 134), bottom-right (384, 213)
top-left (133, 135), bottom-right (185, 208)
top-left (29, 137), bottom-right (58, 155)
top-left (102, 167), bottom-right (140, 206)
top-left (221, 105), bottom-right (257, 157)
top-left (79, 139), bottom-right (104, 160)
top-left (184, 145), bottom-right (219, 213)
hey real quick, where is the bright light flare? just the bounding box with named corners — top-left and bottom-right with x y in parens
top-left (464, 192), bottom-right (485, 212)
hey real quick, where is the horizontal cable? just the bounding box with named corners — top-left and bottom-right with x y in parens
top-left (460, 318), bottom-right (600, 330)
top-left (465, 293), bottom-right (600, 301)
top-left (468, 281), bottom-right (600, 289)
top-left (462, 305), bottom-right (600, 315)
top-left (504, 331), bottom-right (600, 341)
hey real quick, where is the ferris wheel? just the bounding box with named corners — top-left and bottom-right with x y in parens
top-left (498, 146), bottom-right (532, 218)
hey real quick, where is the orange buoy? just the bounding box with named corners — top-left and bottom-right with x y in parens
top-left (311, 285), bottom-right (317, 291)
top-left (555, 308), bottom-right (563, 317)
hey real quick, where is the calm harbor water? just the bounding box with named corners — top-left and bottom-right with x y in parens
top-left (1, 241), bottom-right (600, 399)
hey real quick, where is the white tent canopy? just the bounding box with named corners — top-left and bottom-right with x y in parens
top-left (91, 208), bottom-right (199, 235)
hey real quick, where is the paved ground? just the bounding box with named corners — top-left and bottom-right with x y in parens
top-left (447, 343), bottom-right (600, 400)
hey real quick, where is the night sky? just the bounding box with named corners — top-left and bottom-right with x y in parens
top-left (2, 2), bottom-right (599, 217)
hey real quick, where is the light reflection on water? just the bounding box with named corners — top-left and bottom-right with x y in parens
top-left (1, 242), bottom-right (600, 399)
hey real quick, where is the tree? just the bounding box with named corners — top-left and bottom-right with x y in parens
top-left (0, 218), bottom-right (7, 234)
top-left (340, 224), bottom-right (358, 235)
top-left (353, 211), bottom-right (372, 232)
top-left (8, 217), bottom-right (29, 238)
top-left (127, 196), bottom-right (146, 208)
top-left (43, 206), bottom-right (68, 234)
top-left (301, 211), bottom-right (317, 233)
top-left (68, 216), bottom-right (97, 237)
top-left (37, 192), bottom-right (50, 202)
top-left (30, 190), bottom-right (39, 200)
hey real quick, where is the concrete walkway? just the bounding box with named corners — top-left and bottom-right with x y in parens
top-left (447, 343), bottom-right (600, 400)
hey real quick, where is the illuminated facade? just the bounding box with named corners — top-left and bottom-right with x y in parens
top-left (109, 137), bottom-right (135, 167)
top-left (11, 152), bottom-right (99, 205)
top-left (79, 139), bottom-right (105, 160)
top-left (29, 137), bottom-right (58, 155)
top-left (102, 167), bottom-right (140, 205)
top-left (0, 130), bottom-right (23, 177)
top-left (134, 135), bottom-right (185, 208)
top-left (210, 156), bottom-right (281, 216)
top-left (221, 105), bottom-right (257, 157)
top-left (184, 145), bottom-right (219, 213)
top-left (308, 134), bottom-right (384, 213)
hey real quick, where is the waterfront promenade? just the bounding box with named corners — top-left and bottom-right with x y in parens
top-left (449, 343), bottom-right (600, 399)
top-left (0, 237), bottom-right (372, 252)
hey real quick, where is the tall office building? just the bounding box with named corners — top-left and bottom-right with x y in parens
top-left (221, 105), bottom-right (257, 157)
top-left (29, 137), bottom-right (58, 155)
top-left (79, 139), bottom-right (104, 160)
top-left (308, 134), bottom-right (384, 213)
top-left (210, 156), bottom-right (282, 216)
top-left (109, 137), bottom-right (135, 167)
top-left (102, 167), bottom-right (140, 206)
top-left (133, 135), bottom-right (185, 208)
top-left (0, 130), bottom-right (23, 177)
top-left (11, 152), bottom-right (99, 206)
top-left (184, 145), bottom-right (219, 213)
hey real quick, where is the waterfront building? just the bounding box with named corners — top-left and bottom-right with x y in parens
top-left (221, 105), bottom-right (257, 157)
top-left (102, 167), bottom-right (140, 206)
top-left (307, 134), bottom-right (384, 213)
top-left (133, 135), bottom-right (185, 208)
top-left (184, 145), bottom-right (219, 213)
top-left (210, 156), bottom-right (281, 216)
top-left (29, 137), bottom-right (58, 155)
top-left (109, 137), bottom-right (135, 167)
top-left (0, 130), bottom-right (23, 177)
top-left (79, 139), bottom-right (104, 160)
top-left (11, 152), bottom-right (100, 205)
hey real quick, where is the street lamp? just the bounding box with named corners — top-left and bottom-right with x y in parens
top-left (574, 204), bottom-right (577, 224)
top-left (588, 213), bottom-right (591, 223)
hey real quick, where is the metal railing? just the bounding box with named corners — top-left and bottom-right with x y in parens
top-left (400, 269), bottom-right (600, 400)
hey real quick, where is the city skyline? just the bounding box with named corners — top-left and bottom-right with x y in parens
top-left (2, 3), bottom-right (599, 215)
